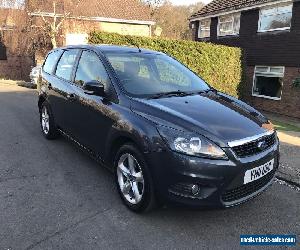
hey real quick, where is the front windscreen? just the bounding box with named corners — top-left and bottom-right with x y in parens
top-left (104, 52), bottom-right (210, 98)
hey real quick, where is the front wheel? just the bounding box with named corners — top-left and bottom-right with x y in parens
top-left (114, 143), bottom-right (156, 213)
top-left (40, 102), bottom-right (59, 140)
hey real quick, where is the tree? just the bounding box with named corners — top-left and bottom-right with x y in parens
top-left (0, 0), bottom-right (21, 8)
top-left (142, 0), bottom-right (164, 7)
top-left (25, 0), bottom-right (84, 48)
top-left (152, 1), bottom-right (204, 40)
top-left (188, 1), bottom-right (206, 16)
top-left (0, 0), bottom-right (35, 55)
top-left (141, 0), bottom-right (165, 16)
top-left (0, 0), bottom-right (87, 63)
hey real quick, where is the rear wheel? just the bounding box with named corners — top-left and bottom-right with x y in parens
top-left (40, 102), bottom-right (59, 140)
top-left (114, 143), bottom-right (156, 213)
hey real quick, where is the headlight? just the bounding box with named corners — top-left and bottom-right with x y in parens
top-left (157, 126), bottom-right (227, 159)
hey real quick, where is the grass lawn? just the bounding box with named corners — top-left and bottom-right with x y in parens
top-left (272, 120), bottom-right (300, 132)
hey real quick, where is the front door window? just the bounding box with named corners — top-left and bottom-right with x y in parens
top-left (75, 50), bottom-right (109, 88)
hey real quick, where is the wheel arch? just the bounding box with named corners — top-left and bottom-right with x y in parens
top-left (38, 95), bottom-right (47, 111)
top-left (106, 133), bottom-right (145, 169)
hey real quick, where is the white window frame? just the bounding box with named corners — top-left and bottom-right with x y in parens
top-left (198, 19), bottom-right (211, 38)
top-left (258, 3), bottom-right (293, 33)
top-left (252, 66), bottom-right (285, 101)
top-left (217, 13), bottom-right (240, 37)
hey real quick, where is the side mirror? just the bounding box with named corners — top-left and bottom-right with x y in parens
top-left (82, 80), bottom-right (105, 97)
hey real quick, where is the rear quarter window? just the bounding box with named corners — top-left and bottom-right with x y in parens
top-left (43, 50), bottom-right (61, 74)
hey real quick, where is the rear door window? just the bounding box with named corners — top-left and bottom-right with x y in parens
top-left (43, 50), bottom-right (61, 74)
top-left (55, 49), bottom-right (79, 81)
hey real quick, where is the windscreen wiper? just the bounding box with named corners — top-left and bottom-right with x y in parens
top-left (149, 91), bottom-right (189, 99)
top-left (197, 88), bottom-right (215, 94)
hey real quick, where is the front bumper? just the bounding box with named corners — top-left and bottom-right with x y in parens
top-left (145, 140), bottom-right (280, 208)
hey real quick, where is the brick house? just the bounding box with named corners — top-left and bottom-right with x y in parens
top-left (190, 0), bottom-right (300, 119)
top-left (0, 0), bottom-right (154, 80)
top-left (31, 0), bottom-right (155, 43)
top-left (0, 8), bottom-right (35, 80)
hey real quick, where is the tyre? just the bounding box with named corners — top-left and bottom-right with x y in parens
top-left (40, 102), bottom-right (59, 140)
top-left (114, 143), bottom-right (156, 213)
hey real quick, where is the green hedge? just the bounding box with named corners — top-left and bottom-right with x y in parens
top-left (89, 32), bottom-right (242, 97)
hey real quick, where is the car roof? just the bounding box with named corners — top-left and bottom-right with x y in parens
top-left (55, 44), bottom-right (163, 55)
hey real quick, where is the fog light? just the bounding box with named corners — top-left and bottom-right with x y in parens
top-left (191, 184), bottom-right (200, 195)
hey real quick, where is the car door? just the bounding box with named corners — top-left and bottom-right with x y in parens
top-left (68, 50), bottom-right (116, 158)
top-left (48, 49), bottom-right (80, 132)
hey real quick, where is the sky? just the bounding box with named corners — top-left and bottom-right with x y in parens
top-left (170, 0), bottom-right (212, 5)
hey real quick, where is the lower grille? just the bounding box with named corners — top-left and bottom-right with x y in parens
top-left (169, 183), bottom-right (195, 197)
top-left (222, 170), bottom-right (275, 203)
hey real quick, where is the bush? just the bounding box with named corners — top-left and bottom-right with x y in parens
top-left (89, 32), bottom-right (242, 97)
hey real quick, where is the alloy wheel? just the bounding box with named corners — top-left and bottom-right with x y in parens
top-left (117, 153), bottom-right (145, 205)
top-left (41, 106), bottom-right (50, 135)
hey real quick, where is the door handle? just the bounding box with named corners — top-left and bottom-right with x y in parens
top-left (67, 93), bottom-right (76, 101)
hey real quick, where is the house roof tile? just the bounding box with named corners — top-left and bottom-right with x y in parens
top-left (78, 0), bottom-right (153, 22)
top-left (31, 0), bottom-right (153, 22)
top-left (191, 0), bottom-right (281, 18)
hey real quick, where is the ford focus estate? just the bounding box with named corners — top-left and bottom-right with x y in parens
top-left (38, 45), bottom-right (279, 212)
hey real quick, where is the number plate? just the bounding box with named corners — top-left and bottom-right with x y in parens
top-left (244, 159), bottom-right (274, 184)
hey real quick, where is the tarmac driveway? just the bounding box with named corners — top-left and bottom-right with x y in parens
top-left (0, 82), bottom-right (299, 250)
top-left (277, 131), bottom-right (300, 186)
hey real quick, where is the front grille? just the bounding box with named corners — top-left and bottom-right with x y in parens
top-left (222, 170), bottom-right (275, 203)
top-left (232, 133), bottom-right (276, 158)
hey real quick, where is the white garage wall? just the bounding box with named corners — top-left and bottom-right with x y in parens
top-left (65, 33), bottom-right (88, 46)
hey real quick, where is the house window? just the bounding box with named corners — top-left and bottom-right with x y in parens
top-left (258, 3), bottom-right (293, 32)
top-left (252, 66), bottom-right (284, 100)
top-left (218, 13), bottom-right (240, 36)
top-left (198, 19), bottom-right (211, 38)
